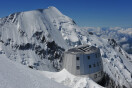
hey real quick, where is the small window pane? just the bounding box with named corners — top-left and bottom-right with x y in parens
top-left (87, 56), bottom-right (90, 60)
top-left (100, 61), bottom-right (102, 66)
top-left (97, 62), bottom-right (99, 66)
top-left (89, 65), bottom-right (91, 68)
top-left (95, 54), bottom-right (97, 58)
top-left (76, 66), bottom-right (80, 70)
top-left (76, 57), bottom-right (79, 60)
top-left (98, 53), bottom-right (100, 57)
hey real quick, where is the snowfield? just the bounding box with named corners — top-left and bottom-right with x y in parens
top-left (0, 6), bottom-right (132, 88)
top-left (41, 69), bottom-right (104, 88)
top-left (0, 54), bottom-right (69, 88)
top-left (0, 53), bottom-right (104, 88)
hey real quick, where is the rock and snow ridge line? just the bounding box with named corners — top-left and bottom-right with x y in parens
top-left (82, 27), bottom-right (132, 54)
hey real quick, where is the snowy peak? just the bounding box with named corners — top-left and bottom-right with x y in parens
top-left (47, 6), bottom-right (63, 16)
top-left (23, 6), bottom-right (63, 18)
top-left (0, 6), bottom-right (71, 49)
top-left (0, 6), bottom-right (65, 28)
top-left (0, 7), bottom-right (72, 72)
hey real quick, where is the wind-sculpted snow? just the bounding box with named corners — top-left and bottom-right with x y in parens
top-left (0, 54), bottom-right (69, 88)
top-left (41, 69), bottom-right (104, 88)
top-left (0, 6), bottom-right (132, 88)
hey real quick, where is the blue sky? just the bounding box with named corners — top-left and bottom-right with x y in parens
top-left (0, 0), bottom-right (132, 27)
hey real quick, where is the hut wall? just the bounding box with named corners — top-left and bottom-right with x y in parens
top-left (63, 53), bottom-right (77, 75)
top-left (63, 48), bottom-right (104, 82)
top-left (79, 54), bottom-right (85, 75)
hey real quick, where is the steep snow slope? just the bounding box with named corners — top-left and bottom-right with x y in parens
top-left (0, 6), bottom-right (69, 71)
top-left (0, 54), bottom-right (69, 88)
top-left (0, 7), bottom-right (68, 48)
top-left (0, 6), bottom-right (132, 88)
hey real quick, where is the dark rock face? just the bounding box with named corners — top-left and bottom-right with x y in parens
top-left (89, 32), bottom-right (93, 35)
top-left (108, 38), bottom-right (131, 61)
top-left (98, 73), bottom-right (127, 88)
top-left (46, 41), bottom-right (65, 70)
top-left (0, 26), bottom-right (65, 71)
top-left (17, 41), bottom-right (65, 70)
top-left (19, 43), bottom-right (34, 50)
top-left (108, 39), bottom-right (117, 48)
top-left (33, 31), bottom-right (43, 39)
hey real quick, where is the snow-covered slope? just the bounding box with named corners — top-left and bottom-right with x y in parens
top-left (0, 6), bottom-right (132, 88)
top-left (41, 69), bottom-right (104, 88)
top-left (0, 7), bottom-right (68, 48)
top-left (0, 53), bottom-right (105, 88)
top-left (0, 6), bottom-right (70, 71)
top-left (0, 54), bottom-right (69, 88)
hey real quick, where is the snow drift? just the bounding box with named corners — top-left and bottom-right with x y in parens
top-left (0, 54), bottom-right (69, 88)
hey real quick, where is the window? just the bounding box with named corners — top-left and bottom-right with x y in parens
top-left (98, 53), bottom-right (100, 57)
top-left (100, 61), bottom-right (102, 66)
top-left (76, 66), bottom-right (80, 70)
top-left (76, 57), bottom-right (79, 60)
top-left (93, 64), bottom-right (96, 67)
top-left (97, 62), bottom-right (99, 66)
top-left (95, 54), bottom-right (97, 58)
top-left (94, 74), bottom-right (97, 79)
top-left (87, 56), bottom-right (90, 60)
top-left (89, 65), bottom-right (91, 68)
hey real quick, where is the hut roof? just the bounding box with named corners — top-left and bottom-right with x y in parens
top-left (66, 45), bottom-right (99, 54)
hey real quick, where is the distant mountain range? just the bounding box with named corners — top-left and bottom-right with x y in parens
top-left (82, 27), bottom-right (132, 54)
